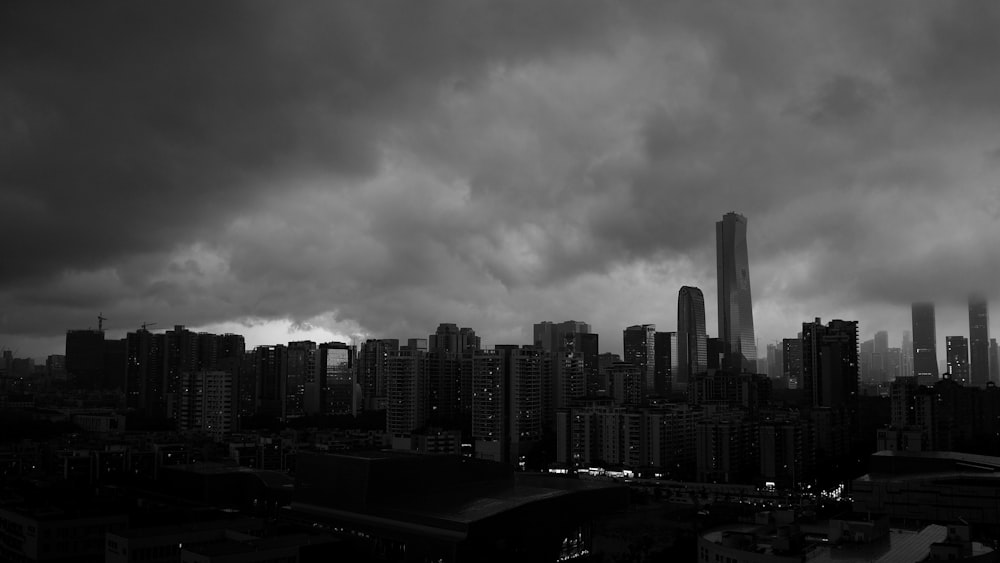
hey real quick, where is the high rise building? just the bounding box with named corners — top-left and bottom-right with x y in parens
top-left (782, 338), bottom-right (802, 389)
top-left (125, 328), bottom-right (162, 414)
top-left (533, 320), bottom-right (591, 353)
top-left (901, 330), bottom-right (913, 380)
top-left (386, 349), bottom-right (429, 449)
top-left (766, 343), bottom-right (782, 379)
top-left (677, 286), bottom-right (708, 387)
top-left (315, 342), bottom-right (355, 416)
top-left (254, 345), bottom-right (288, 420)
top-left (860, 339), bottom-right (874, 383)
top-left (623, 324), bottom-right (656, 396)
top-left (356, 338), bottom-right (398, 411)
top-left (65, 329), bottom-right (105, 387)
top-left (945, 336), bottom-right (970, 385)
top-left (873, 330), bottom-right (889, 383)
top-left (969, 297), bottom-right (991, 388)
top-left (991, 339), bottom-right (1000, 385)
top-left (653, 331), bottom-right (675, 395)
top-left (716, 212), bottom-right (757, 372)
top-left (286, 340), bottom-right (317, 417)
top-left (163, 325), bottom-right (200, 420)
top-left (177, 371), bottom-right (233, 440)
top-left (470, 346), bottom-right (545, 464)
top-left (801, 318), bottom-right (859, 409)
top-left (911, 303), bottom-right (939, 382)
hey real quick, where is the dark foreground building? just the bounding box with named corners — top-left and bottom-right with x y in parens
top-left (852, 450), bottom-right (1000, 534)
top-left (290, 451), bottom-right (628, 562)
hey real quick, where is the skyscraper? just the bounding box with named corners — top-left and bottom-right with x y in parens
top-left (969, 297), bottom-right (990, 388)
top-left (782, 338), bottom-right (802, 389)
top-left (677, 286), bottom-right (707, 385)
top-left (801, 318), bottom-right (859, 409)
top-left (911, 303), bottom-right (939, 381)
top-left (901, 330), bottom-right (913, 379)
top-left (873, 330), bottom-right (889, 383)
top-left (945, 336), bottom-right (969, 385)
top-left (623, 324), bottom-right (656, 396)
top-left (716, 212), bottom-right (757, 372)
top-left (990, 338), bottom-right (1000, 384)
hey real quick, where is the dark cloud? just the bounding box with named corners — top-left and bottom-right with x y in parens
top-left (2, 2), bottom-right (1000, 358)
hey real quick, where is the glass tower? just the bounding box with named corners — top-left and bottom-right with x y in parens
top-left (716, 212), bottom-right (757, 372)
top-left (677, 286), bottom-right (708, 384)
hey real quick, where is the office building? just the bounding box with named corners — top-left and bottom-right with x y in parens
top-left (912, 303), bottom-right (939, 381)
top-left (901, 330), bottom-right (913, 379)
top-left (969, 297), bottom-right (990, 387)
top-left (623, 324), bottom-right (656, 396)
top-left (801, 318), bottom-right (858, 408)
top-left (677, 286), bottom-right (708, 387)
top-left (716, 212), bottom-right (757, 372)
top-left (946, 336), bottom-right (970, 385)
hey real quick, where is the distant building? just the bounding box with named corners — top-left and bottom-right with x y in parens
top-left (969, 297), bottom-right (990, 387)
top-left (716, 212), bottom-right (757, 372)
top-left (912, 303), bottom-right (939, 381)
top-left (782, 338), bottom-right (802, 389)
top-left (945, 336), bottom-right (970, 386)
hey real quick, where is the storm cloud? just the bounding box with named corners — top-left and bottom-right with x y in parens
top-left (2, 1), bottom-right (999, 358)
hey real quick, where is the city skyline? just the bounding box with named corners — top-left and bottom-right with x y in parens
top-left (4, 3), bottom-right (1000, 361)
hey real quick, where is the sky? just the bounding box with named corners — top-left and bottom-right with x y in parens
top-left (2, 1), bottom-right (1000, 361)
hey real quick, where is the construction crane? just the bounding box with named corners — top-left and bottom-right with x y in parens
top-left (98, 313), bottom-right (107, 332)
top-left (140, 322), bottom-right (158, 331)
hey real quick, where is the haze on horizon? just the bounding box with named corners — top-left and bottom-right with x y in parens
top-left (2, 1), bottom-right (1000, 360)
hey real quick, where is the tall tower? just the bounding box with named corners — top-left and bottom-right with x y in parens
top-left (969, 297), bottom-right (990, 388)
top-left (716, 212), bottom-right (757, 372)
top-left (945, 336), bottom-right (970, 385)
top-left (677, 286), bottom-right (708, 385)
top-left (911, 303), bottom-right (939, 381)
